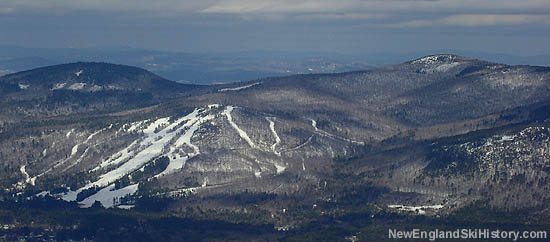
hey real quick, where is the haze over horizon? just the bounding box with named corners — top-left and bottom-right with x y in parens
top-left (1, 0), bottom-right (550, 56)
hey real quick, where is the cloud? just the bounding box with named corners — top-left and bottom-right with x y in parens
top-left (0, 7), bottom-right (14, 14)
top-left (200, 0), bottom-right (550, 15)
top-left (201, 0), bottom-right (356, 14)
top-left (443, 14), bottom-right (550, 26)
top-left (2, 0), bottom-right (549, 15)
top-left (381, 14), bottom-right (550, 28)
top-left (295, 13), bottom-right (386, 20)
top-left (2, 0), bottom-right (550, 25)
top-left (0, 0), bottom-right (215, 13)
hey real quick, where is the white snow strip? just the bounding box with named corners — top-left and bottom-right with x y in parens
top-left (219, 82), bottom-right (260, 92)
top-left (66, 129), bottom-right (74, 138)
top-left (35, 191), bottom-right (51, 197)
top-left (84, 128), bottom-right (105, 143)
top-left (162, 187), bottom-right (199, 197)
top-left (42, 148), bottom-right (47, 157)
top-left (20, 165), bottom-right (30, 183)
top-left (70, 144), bottom-right (79, 157)
top-left (310, 119), bottom-right (364, 145)
top-left (500, 135), bottom-right (515, 141)
top-left (79, 184), bottom-right (139, 208)
top-left (62, 147), bottom-right (90, 172)
top-left (67, 82), bottom-right (86, 90)
top-left (387, 204), bottom-right (444, 215)
top-left (285, 135), bottom-right (314, 151)
top-left (223, 106), bottom-right (255, 148)
top-left (302, 162), bottom-right (306, 171)
top-left (117, 205), bottom-right (135, 210)
top-left (75, 70), bottom-right (83, 76)
top-left (266, 117), bottom-right (281, 156)
top-left (52, 82), bottom-right (67, 90)
top-left (18, 83), bottom-right (29, 89)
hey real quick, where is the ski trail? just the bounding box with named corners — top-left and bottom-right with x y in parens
top-left (310, 119), bottom-right (364, 145)
top-left (20, 165), bottom-right (31, 184)
top-left (266, 117), bottom-right (281, 156)
top-left (284, 135), bottom-right (314, 152)
top-left (79, 184), bottom-right (139, 208)
top-left (155, 113), bottom-right (215, 177)
top-left (223, 106), bottom-right (255, 148)
top-left (219, 82), bottom-right (260, 92)
top-left (82, 110), bottom-right (200, 190)
top-left (29, 128), bottom-right (108, 185)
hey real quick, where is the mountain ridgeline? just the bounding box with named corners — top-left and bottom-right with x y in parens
top-left (0, 62), bottom-right (204, 118)
top-left (1, 54), bottom-right (549, 240)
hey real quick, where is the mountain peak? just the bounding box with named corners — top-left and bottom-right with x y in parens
top-left (0, 62), bottom-right (196, 93)
top-left (411, 54), bottom-right (470, 65)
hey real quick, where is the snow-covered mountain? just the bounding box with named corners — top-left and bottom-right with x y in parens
top-left (1, 55), bottom-right (550, 234)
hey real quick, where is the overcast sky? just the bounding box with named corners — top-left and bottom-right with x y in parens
top-left (1, 0), bottom-right (550, 55)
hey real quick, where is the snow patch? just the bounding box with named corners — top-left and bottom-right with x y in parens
top-left (60, 190), bottom-right (78, 202)
top-left (434, 62), bottom-right (461, 72)
top-left (412, 55), bottom-right (455, 65)
top-left (387, 204), bottom-right (444, 215)
top-left (420, 62), bottom-right (462, 73)
top-left (75, 70), bottom-right (83, 76)
top-left (70, 144), bottom-right (79, 157)
top-left (500, 135), bottom-right (515, 141)
top-left (67, 82), bottom-right (86, 90)
top-left (88, 85), bottom-right (103, 92)
top-left (52, 83), bottom-right (67, 90)
top-left (35, 191), bottom-right (51, 197)
top-left (219, 82), bottom-right (260, 92)
top-left (274, 163), bottom-right (286, 174)
top-left (117, 205), bottom-right (135, 210)
top-left (66, 129), bottom-right (74, 138)
top-left (79, 184), bottom-right (139, 208)
top-left (18, 83), bottom-right (29, 89)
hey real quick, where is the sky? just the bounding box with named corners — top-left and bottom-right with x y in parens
top-left (1, 0), bottom-right (550, 55)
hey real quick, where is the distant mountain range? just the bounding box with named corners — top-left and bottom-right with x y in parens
top-left (1, 45), bottom-right (549, 85)
top-left (0, 54), bottom-right (549, 240)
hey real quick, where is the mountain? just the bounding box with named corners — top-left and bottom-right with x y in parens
top-left (0, 62), bottom-right (204, 119)
top-left (0, 45), bottom-right (377, 84)
top-left (1, 54), bottom-right (549, 240)
top-left (3, 45), bottom-right (549, 86)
